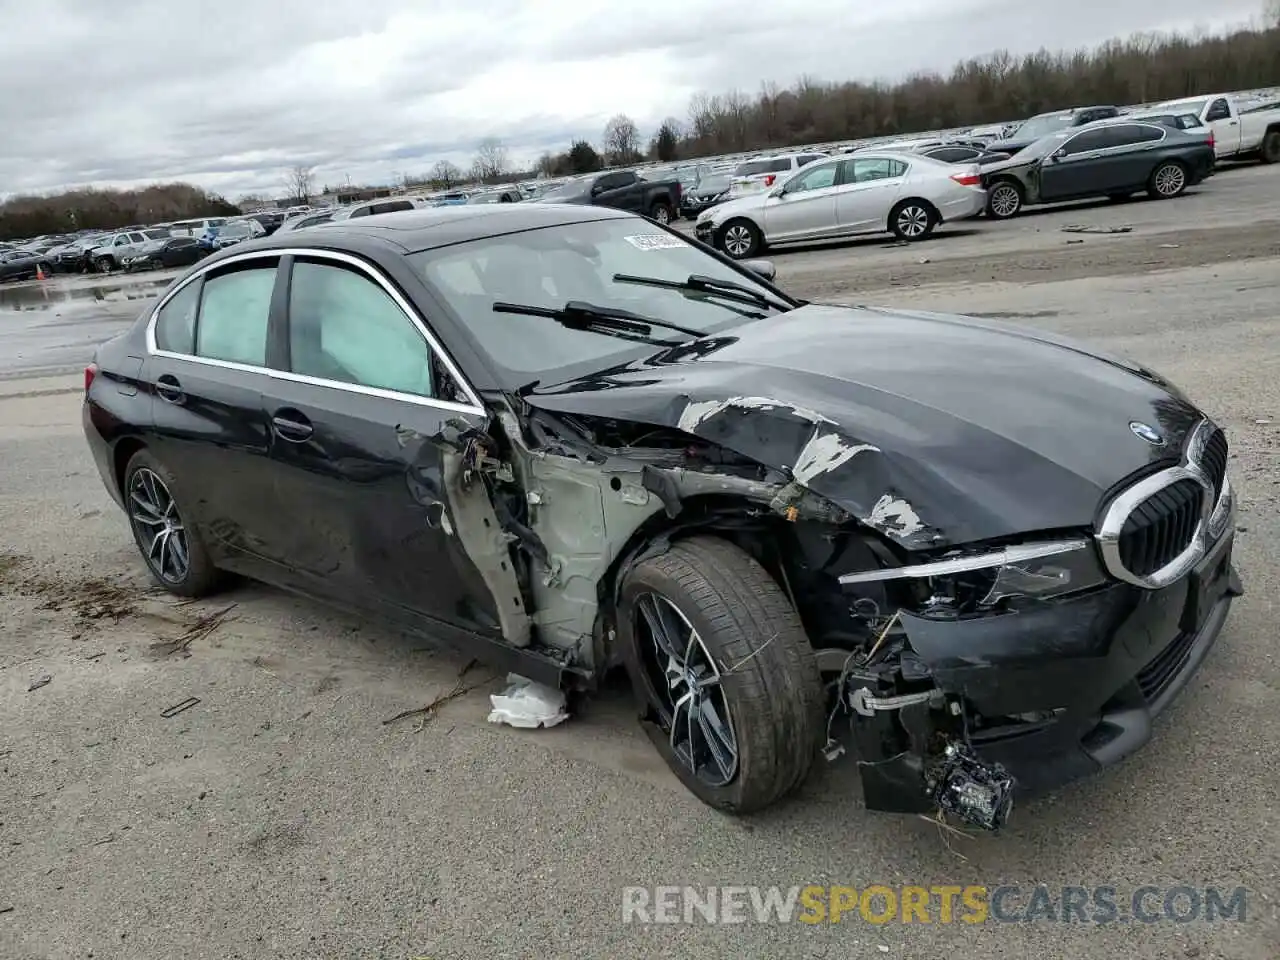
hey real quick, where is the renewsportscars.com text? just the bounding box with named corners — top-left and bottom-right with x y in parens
top-left (621, 884), bottom-right (1249, 925)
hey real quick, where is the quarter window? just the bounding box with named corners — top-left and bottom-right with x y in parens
top-left (154, 280), bottom-right (201, 353)
top-left (195, 264), bottom-right (276, 366)
top-left (287, 261), bottom-right (435, 398)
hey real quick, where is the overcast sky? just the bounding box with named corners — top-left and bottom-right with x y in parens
top-left (0, 0), bottom-right (1267, 200)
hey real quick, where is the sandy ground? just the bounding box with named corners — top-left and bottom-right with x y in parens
top-left (1, 162), bottom-right (1278, 959)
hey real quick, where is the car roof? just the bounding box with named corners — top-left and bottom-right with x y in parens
top-left (196, 203), bottom-right (639, 261)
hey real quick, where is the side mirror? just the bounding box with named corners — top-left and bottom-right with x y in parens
top-left (1051, 148), bottom-right (1067, 160)
top-left (741, 259), bottom-right (776, 281)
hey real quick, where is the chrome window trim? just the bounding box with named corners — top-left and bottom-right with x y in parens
top-left (1095, 418), bottom-right (1226, 589)
top-left (144, 247), bottom-right (486, 416)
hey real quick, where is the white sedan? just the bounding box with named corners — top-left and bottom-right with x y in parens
top-left (694, 152), bottom-right (987, 259)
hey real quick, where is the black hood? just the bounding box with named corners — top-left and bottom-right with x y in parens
top-left (523, 304), bottom-right (1202, 550)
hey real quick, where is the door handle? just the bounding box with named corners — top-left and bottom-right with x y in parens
top-left (154, 374), bottom-right (185, 404)
top-left (271, 409), bottom-right (313, 442)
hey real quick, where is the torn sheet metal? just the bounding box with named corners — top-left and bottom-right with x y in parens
top-left (677, 396), bottom-right (835, 434)
top-left (867, 494), bottom-right (925, 539)
top-left (793, 434), bottom-right (877, 485)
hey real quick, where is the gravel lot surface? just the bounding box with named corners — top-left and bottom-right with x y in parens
top-left (2, 163), bottom-right (1277, 959)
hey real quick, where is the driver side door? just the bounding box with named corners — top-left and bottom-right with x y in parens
top-left (259, 255), bottom-right (503, 638)
top-left (593, 172), bottom-right (643, 212)
top-left (761, 160), bottom-right (843, 242)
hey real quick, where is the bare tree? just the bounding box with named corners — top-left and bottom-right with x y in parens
top-left (602, 114), bottom-right (642, 165)
top-left (472, 138), bottom-right (508, 183)
top-left (285, 165), bottom-right (315, 204)
top-left (535, 152), bottom-right (558, 177)
top-left (1268, 0), bottom-right (1280, 27)
top-left (429, 160), bottom-right (463, 189)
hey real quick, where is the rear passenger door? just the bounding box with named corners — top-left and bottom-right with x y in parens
top-left (146, 255), bottom-right (287, 567)
top-left (834, 157), bottom-right (909, 232)
top-left (260, 254), bottom-right (503, 636)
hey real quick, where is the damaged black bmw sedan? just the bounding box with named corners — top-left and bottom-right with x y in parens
top-left (83, 204), bottom-right (1240, 830)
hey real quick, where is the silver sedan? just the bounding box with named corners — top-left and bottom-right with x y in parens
top-left (694, 152), bottom-right (987, 259)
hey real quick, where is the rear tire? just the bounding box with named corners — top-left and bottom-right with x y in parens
top-left (889, 199), bottom-right (937, 241)
top-left (123, 449), bottom-right (222, 598)
top-left (986, 180), bottom-right (1023, 219)
top-left (648, 201), bottom-right (673, 225)
top-left (1148, 161), bottom-right (1188, 199)
top-left (1260, 129), bottom-right (1280, 164)
top-left (618, 536), bottom-right (824, 814)
top-left (717, 218), bottom-right (763, 259)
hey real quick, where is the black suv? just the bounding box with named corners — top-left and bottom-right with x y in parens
top-left (986, 106), bottom-right (1120, 155)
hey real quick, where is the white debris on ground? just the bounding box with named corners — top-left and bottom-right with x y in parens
top-left (487, 674), bottom-right (570, 729)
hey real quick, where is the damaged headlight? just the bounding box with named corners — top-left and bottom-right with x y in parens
top-left (837, 538), bottom-right (1108, 603)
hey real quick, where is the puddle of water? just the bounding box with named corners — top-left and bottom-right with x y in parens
top-left (0, 276), bottom-right (172, 313)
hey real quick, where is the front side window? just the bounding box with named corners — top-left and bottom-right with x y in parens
top-left (195, 264), bottom-right (277, 366)
top-left (288, 261), bottom-right (434, 397)
top-left (1061, 129), bottom-right (1113, 154)
top-left (154, 280), bottom-right (201, 353)
top-left (1206, 98), bottom-right (1231, 122)
top-left (784, 162), bottom-right (839, 193)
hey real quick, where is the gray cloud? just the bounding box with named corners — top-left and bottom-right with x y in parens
top-left (0, 0), bottom-right (1266, 199)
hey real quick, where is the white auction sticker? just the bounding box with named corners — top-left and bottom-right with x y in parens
top-left (624, 234), bottom-right (689, 251)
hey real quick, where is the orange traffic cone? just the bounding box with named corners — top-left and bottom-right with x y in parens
top-left (35, 263), bottom-right (47, 281)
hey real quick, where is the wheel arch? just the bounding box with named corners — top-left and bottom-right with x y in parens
top-left (889, 196), bottom-right (941, 227)
top-left (112, 436), bottom-right (147, 499)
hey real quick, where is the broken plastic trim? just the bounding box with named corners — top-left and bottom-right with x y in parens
top-left (837, 538), bottom-right (1092, 584)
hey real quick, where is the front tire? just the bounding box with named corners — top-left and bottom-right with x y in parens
top-left (717, 218), bottom-right (762, 259)
top-left (618, 536), bottom-right (824, 814)
top-left (1148, 161), bottom-right (1188, 199)
top-left (889, 199), bottom-right (936, 241)
top-left (986, 180), bottom-right (1023, 219)
top-left (94, 256), bottom-right (116, 274)
top-left (123, 449), bottom-right (221, 598)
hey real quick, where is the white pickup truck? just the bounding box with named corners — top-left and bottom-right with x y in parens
top-left (1153, 93), bottom-right (1280, 163)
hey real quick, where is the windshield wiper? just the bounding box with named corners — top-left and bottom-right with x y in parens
top-left (492, 300), bottom-right (703, 346)
top-left (612, 273), bottom-right (793, 313)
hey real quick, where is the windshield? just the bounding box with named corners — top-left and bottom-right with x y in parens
top-left (143, 229), bottom-right (170, 240)
top-left (1019, 131), bottom-right (1073, 158)
top-left (733, 158), bottom-right (791, 177)
top-left (1011, 114), bottom-right (1072, 141)
top-left (409, 218), bottom-right (787, 382)
top-left (538, 181), bottom-right (589, 201)
top-left (1158, 98), bottom-right (1208, 116)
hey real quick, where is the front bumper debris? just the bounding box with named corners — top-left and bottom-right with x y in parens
top-left (841, 531), bottom-right (1241, 830)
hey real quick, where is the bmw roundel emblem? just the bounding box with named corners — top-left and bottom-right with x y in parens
top-left (1129, 421), bottom-right (1165, 446)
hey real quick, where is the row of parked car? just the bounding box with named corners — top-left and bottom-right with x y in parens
top-left (0, 214), bottom-right (283, 282)
top-left (684, 92), bottom-right (1280, 258)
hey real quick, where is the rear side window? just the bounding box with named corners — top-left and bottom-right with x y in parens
top-left (1108, 124), bottom-right (1165, 146)
top-left (154, 280), bottom-right (201, 353)
top-left (370, 200), bottom-right (413, 215)
top-left (287, 261), bottom-right (435, 398)
top-left (1205, 98), bottom-right (1231, 122)
top-left (195, 265), bottom-right (277, 366)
